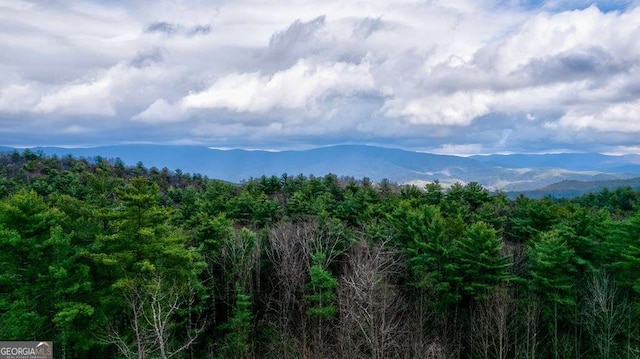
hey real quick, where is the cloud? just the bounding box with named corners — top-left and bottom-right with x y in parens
top-left (1, 0), bottom-right (640, 153)
top-left (0, 83), bottom-right (41, 113)
top-left (382, 92), bottom-right (494, 126)
top-left (552, 101), bottom-right (640, 132)
top-left (182, 59), bottom-right (376, 114)
top-left (35, 77), bottom-right (115, 116)
top-left (130, 48), bottom-right (165, 68)
top-left (429, 143), bottom-right (486, 156)
top-left (352, 17), bottom-right (385, 40)
top-left (144, 21), bottom-right (211, 37)
top-left (268, 16), bottom-right (326, 53)
top-left (537, 0), bottom-right (637, 12)
top-left (133, 99), bottom-right (187, 123)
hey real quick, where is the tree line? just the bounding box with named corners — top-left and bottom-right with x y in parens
top-left (1, 149), bottom-right (639, 358)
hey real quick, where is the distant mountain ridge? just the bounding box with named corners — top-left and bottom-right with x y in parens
top-left (1, 144), bottom-right (639, 193)
top-left (471, 153), bottom-right (640, 173)
top-left (505, 177), bottom-right (640, 199)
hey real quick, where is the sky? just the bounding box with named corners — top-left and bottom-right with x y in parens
top-left (1, 0), bottom-right (640, 154)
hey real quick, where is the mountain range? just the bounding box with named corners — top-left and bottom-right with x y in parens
top-left (2, 144), bottom-right (640, 194)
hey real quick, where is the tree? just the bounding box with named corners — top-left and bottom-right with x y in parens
top-left (306, 256), bottom-right (338, 319)
top-left (527, 231), bottom-right (577, 359)
top-left (337, 239), bottom-right (405, 359)
top-left (227, 186), bottom-right (279, 226)
top-left (393, 204), bottom-right (468, 310)
top-left (0, 190), bottom-right (95, 357)
top-left (264, 219), bottom-right (349, 358)
top-left (558, 207), bottom-right (610, 277)
top-left (90, 177), bottom-right (202, 284)
top-left (89, 177), bottom-right (205, 355)
top-left (103, 273), bottom-right (204, 359)
top-left (606, 211), bottom-right (640, 314)
top-left (456, 222), bottom-right (511, 302)
top-left (470, 286), bottom-right (515, 359)
top-left (0, 190), bottom-right (64, 340)
top-left (581, 271), bottom-right (630, 359)
top-left (264, 221), bottom-right (313, 359)
top-left (305, 253), bottom-right (338, 358)
top-left (514, 294), bottom-right (541, 359)
top-left (217, 287), bottom-right (254, 359)
top-left (507, 196), bottom-right (558, 242)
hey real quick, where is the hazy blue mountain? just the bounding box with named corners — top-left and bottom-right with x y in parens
top-left (1, 145), bottom-right (639, 192)
top-left (505, 177), bottom-right (640, 199)
top-left (471, 153), bottom-right (640, 173)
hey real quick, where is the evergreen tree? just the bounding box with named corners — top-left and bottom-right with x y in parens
top-left (217, 286), bottom-right (254, 359)
top-left (456, 222), bottom-right (511, 302)
top-left (527, 230), bottom-right (578, 358)
top-left (306, 253), bottom-right (338, 319)
top-left (0, 190), bottom-right (64, 340)
top-left (606, 211), bottom-right (640, 313)
top-left (394, 204), bottom-right (463, 308)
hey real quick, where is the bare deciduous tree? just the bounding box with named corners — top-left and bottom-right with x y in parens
top-left (470, 286), bottom-right (515, 359)
top-left (337, 239), bottom-right (405, 359)
top-left (401, 290), bottom-right (443, 359)
top-left (264, 221), bottom-right (314, 358)
top-left (582, 271), bottom-right (630, 359)
top-left (219, 227), bottom-right (260, 297)
top-left (264, 219), bottom-right (350, 358)
top-left (102, 273), bottom-right (204, 359)
top-left (513, 295), bottom-right (540, 359)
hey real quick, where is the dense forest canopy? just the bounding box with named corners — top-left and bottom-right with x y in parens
top-left (1, 149), bottom-right (640, 359)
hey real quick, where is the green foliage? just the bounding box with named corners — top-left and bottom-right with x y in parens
top-left (218, 287), bottom-right (254, 359)
top-left (527, 230), bottom-right (577, 321)
top-left (90, 177), bottom-right (202, 282)
top-left (306, 254), bottom-right (338, 319)
top-left (395, 204), bottom-right (463, 307)
top-left (606, 211), bottom-right (640, 314)
top-left (507, 196), bottom-right (559, 242)
top-left (1, 151), bottom-right (640, 358)
top-left (227, 187), bottom-right (279, 225)
top-left (456, 222), bottom-right (511, 301)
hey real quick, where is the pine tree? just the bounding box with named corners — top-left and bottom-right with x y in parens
top-left (217, 286), bottom-right (254, 359)
top-left (606, 211), bottom-right (640, 313)
top-left (527, 230), bottom-right (578, 358)
top-left (306, 253), bottom-right (338, 319)
top-left (0, 190), bottom-right (64, 340)
top-left (456, 221), bottom-right (511, 302)
top-left (89, 177), bottom-right (205, 356)
top-left (397, 204), bottom-right (463, 308)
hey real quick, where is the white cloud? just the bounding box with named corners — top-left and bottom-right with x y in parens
top-left (2, 0), bottom-right (640, 152)
top-left (0, 83), bottom-right (41, 112)
top-left (3, 60), bottom-right (183, 119)
top-left (133, 99), bottom-right (187, 123)
top-left (552, 101), bottom-right (640, 132)
top-left (182, 59), bottom-right (376, 113)
top-left (0, 0), bottom-right (35, 12)
top-left (35, 76), bottom-right (115, 116)
top-left (429, 143), bottom-right (486, 156)
top-left (383, 91), bottom-right (494, 126)
top-left (484, 5), bottom-right (640, 75)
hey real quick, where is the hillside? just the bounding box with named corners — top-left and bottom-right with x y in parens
top-left (1, 145), bottom-right (639, 192)
top-left (506, 176), bottom-right (640, 198)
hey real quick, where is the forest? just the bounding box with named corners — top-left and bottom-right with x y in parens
top-left (1, 149), bottom-right (640, 359)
